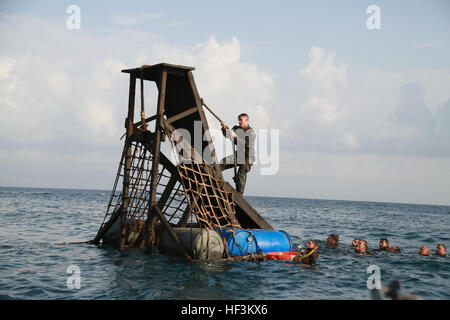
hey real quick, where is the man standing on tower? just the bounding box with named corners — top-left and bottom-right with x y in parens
top-left (220, 113), bottom-right (256, 195)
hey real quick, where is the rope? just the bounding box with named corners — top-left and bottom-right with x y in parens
top-left (139, 66), bottom-right (147, 130)
top-left (54, 241), bottom-right (91, 245)
top-left (200, 98), bottom-right (238, 188)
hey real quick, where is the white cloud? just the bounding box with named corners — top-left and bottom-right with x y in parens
top-left (289, 46), bottom-right (359, 151)
top-left (282, 46), bottom-right (450, 156)
top-left (300, 46), bottom-right (347, 99)
top-left (0, 14), bottom-right (276, 189)
top-left (134, 36), bottom-right (276, 129)
top-left (301, 96), bottom-right (341, 125)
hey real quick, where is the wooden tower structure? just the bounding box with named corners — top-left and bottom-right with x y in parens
top-left (92, 63), bottom-right (273, 260)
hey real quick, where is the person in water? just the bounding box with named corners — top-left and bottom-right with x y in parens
top-left (352, 238), bottom-right (361, 247)
top-left (355, 239), bottom-right (372, 256)
top-left (419, 245), bottom-right (430, 256)
top-left (436, 244), bottom-right (447, 257)
top-left (293, 240), bottom-right (319, 266)
top-left (379, 238), bottom-right (389, 251)
top-left (306, 240), bottom-right (317, 249)
top-left (327, 234), bottom-right (339, 246)
top-left (379, 238), bottom-right (401, 252)
top-left (220, 113), bottom-right (256, 195)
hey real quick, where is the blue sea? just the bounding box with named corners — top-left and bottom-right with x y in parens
top-left (0, 186), bottom-right (449, 300)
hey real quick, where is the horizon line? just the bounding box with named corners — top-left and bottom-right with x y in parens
top-left (1, 185), bottom-right (449, 208)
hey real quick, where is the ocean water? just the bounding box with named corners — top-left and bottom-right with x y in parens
top-left (0, 186), bottom-right (449, 300)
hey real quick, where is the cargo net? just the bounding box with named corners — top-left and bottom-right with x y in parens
top-left (165, 125), bottom-right (241, 236)
top-left (97, 139), bottom-right (190, 247)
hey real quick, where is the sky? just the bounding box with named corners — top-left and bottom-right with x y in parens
top-left (1, 0), bottom-right (450, 205)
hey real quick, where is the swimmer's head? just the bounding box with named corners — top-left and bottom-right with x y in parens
top-left (379, 238), bottom-right (390, 250)
top-left (327, 234), bottom-right (339, 246)
top-left (352, 238), bottom-right (361, 247)
top-left (355, 239), bottom-right (368, 253)
top-left (419, 245), bottom-right (430, 256)
top-left (306, 240), bottom-right (317, 249)
top-left (436, 244), bottom-right (447, 256)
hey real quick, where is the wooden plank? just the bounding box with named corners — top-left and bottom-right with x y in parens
top-left (146, 175), bottom-right (178, 247)
top-left (120, 74), bottom-right (136, 251)
top-left (122, 63), bottom-right (195, 74)
top-left (223, 181), bottom-right (274, 230)
top-left (150, 68), bottom-right (167, 207)
top-left (125, 75), bottom-right (137, 136)
top-left (121, 64), bottom-right (195, 82)
top-left (133, 114), bottom-right (157, 129)
top-left (145, 69), bottom-right (167, 253)
top-left (165, 106), bottom-right (198, 124)
top-left (176, 201), bottom-right (194, 227)
top-left (187, 71), bottom-right (219, 166)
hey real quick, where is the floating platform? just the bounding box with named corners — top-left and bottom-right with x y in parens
top-left (91, 63), bottom-right (285, 261)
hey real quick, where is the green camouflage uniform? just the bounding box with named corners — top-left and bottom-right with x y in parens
top-left (221, 125), bottom-right (256, 195)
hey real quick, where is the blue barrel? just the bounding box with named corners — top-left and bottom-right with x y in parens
top-left (215, 227), bottom-right (293, 256)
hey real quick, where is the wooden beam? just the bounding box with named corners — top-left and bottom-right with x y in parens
top-left (165, 106), bottom-right (198, 124)
top-left (148, 175), bottom-right (178, 246)
top-left (136, 175), bottom-right (179, 249)
top-left (145, 69), bottom-right (167, 253)
top-left (176, 183), bottom-right (205, 227)
top-left (120, 74), bottom-right (136, 251)
top-left (133, 114), bottom-right (157, 129)
top-left (223, 181), bottom-right (274, 230)
top-left (187, 71), bottom-right (219, 167)
top-left (157, 175), bottom-right (179, 209)
top-left (125, 75), bottom-right (137, 136)
top-left (176, 201), bottom-right (194, 227)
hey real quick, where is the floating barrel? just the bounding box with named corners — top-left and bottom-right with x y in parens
top-left (215, 227), bottom-right (293, 256)
top-left (159, 228), bottom-right (224, 260)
